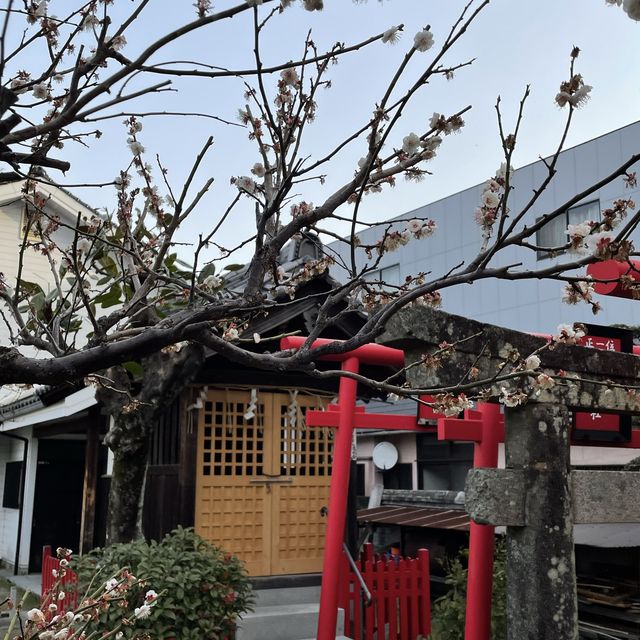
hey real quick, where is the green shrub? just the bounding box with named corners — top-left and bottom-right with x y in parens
top-left (429, 541), bottom-right (506, 640)
top-left (73, 527), bottom-right (254, 640)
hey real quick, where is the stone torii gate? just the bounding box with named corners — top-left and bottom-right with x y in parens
top-left (380, 306), bottom-right (640, 640)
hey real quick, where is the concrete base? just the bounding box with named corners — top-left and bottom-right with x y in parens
top-left (236, 604), bottom-right (345, 640)
top-left (237, 585), bottom-right (345, 640)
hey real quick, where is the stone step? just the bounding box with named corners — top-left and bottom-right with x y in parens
top-left (254, 584), bottom-right (321, 607)
top-left (236, 603), bottom-right (344, 640)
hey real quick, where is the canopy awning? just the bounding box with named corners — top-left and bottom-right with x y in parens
top-left (357, 505), bottom-right (470, 531)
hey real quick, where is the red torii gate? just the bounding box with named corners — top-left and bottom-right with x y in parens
top-left (281, 336), bottom-right (505, 640)
top-left (281, 337), bottom-right (423, 640)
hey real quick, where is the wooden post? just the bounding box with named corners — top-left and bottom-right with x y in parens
top-left (504, 403), bottom-right (578, 640)
top-left (79, 417), bottom-right (99, 555)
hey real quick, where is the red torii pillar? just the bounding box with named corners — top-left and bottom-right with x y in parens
top-left (438, 403), bottom-right (504, 640)
top-left (280, 337), bottom-right (408, 640)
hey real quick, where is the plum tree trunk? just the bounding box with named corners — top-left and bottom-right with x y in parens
top-left (97, 344), bottom-right (205, 545)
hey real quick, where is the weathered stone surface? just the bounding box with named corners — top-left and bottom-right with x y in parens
top-left (378, 306), bottom-right (640, 413)
top-left (573, 471), bottom-right (640, 524)
top-left (505, 403), bottom-right (578, 640)
top-left (466, 469), bottom-right (640, 525)
top-left (465, 468), bottom-right (526, 525)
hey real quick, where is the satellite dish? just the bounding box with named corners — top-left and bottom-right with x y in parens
top-left (373, 441), bottom-right (398, 471)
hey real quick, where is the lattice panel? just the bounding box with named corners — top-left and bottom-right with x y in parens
top-left (275, 484), bottom-right (329, 558)
top-left (198, 485), bottom-right (269, 575)
top-left (201, 396), bottom-right (266, 478)
top-left (279, 396), bottom-right (333, 477)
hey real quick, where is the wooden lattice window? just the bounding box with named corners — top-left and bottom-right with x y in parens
top-left (279, 402), bottom-right (332, 477)
top-left (201, 399), bottom-right (265, 477)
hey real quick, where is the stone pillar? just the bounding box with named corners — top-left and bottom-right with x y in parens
top-left (504, 403), bottom-right (578, 640)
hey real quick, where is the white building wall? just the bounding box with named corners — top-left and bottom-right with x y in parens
top-left (0, 183), bottom-right (88, 350)
top-left (330, 120), bottom-right (640, 334)
top-left (0, 427), bottom-right (36, 573)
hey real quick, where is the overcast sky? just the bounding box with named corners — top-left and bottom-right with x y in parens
top-left (12, 0), bottom-right (640, 262)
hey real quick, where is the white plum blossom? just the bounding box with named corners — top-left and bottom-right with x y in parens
top-left (413, 29), bottom-right (434, 52)
top-left (562, 279), bottom-right (597, 307)
top-left (429, 113), bottom-right (442, 129)
top-left (128, 140), bottom-right (144, 156)
top-left (569, 84), bottom-right (592, 107)
top-left (145, 589), bottom-right (159, 601)
top-left (585, 231), bottom-right (613, 258)
top-left (235, 176), bottom-right (258, 195)
top-left (109, 35), bottom-right (127, 51)
top-left (533, 373), bottom-right (555, 390)
top-left (401, 132), bottom-right (421, 156)
top-left (253, 333), bottom-right (261, 343)
top-left (54, 629), bottom-right (70, 640)
top-left (566, 221), bottom-right (593, 253)
top-left (34, 0), bottom-right (48, 18)
top-left (553, 323), bottom-right (586, 345)
top-left (76, 237), bottom-right (92, 254)
top-left (481, 190), bottom-right (500, 208)
top-left (280, 67), bottom-right (299, 86)
top-left (32, 83), bottom-right (48, 99)
top-left (499, 386), bottom-right (527, 407)
top-left (81, 12), bottom-right (99, 31)
top-left (27, 608), bottom-right (46, 624)
top-left (555, 74), bottom-right (592, 109)
top-left (421, 135), bottom-right (442, 151)
top-left (251, 162), bottom-right (266, 177)
top-left (382, 27), bottom-right (401, 44)
top-left (405, 218), bottom-right (436, 239)
top-left (525, 354), bottom-right (541, 370)
top-left (134, 604), bottom-right (153, 619)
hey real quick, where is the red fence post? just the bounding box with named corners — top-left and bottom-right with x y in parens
top-left (418, 548), bottom-right (431, 636)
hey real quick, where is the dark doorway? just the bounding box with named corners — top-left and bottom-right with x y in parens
top-left (29, 439), bottom-right (85, 572)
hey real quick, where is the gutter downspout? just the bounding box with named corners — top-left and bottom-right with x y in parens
top-left (1, 432), bottom-right (29, 575)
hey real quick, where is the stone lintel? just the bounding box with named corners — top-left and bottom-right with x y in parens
top-left (466, 469), bottom-right (640, 526)
top-left (379, 307), bottom-right (640, 406)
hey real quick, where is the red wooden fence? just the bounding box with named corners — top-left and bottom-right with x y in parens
top-left (338, 543), bottom-right (431, 640)
top-left (41, 545), bottom-right (78, 613)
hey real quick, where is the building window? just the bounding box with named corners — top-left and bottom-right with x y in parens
top-left (536, 200), bottom-right (600, 259)
top-left (364, 264), bottom-right (401, 287)
top-left (416, 434), bottom-right (473, 491)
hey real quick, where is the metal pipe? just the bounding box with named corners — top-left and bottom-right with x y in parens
top-left (1, 432), bottom-right (29, 575)
top-left (342, 542), bottom-right (372, 606)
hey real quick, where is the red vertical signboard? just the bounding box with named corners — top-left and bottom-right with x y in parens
top-left (573, 324), bottom-right (632, 442)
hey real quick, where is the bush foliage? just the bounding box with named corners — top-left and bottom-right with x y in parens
top-left (429, 541), bottom-right (506, 640)
top-left (73, 527), bottom-right (254, 639)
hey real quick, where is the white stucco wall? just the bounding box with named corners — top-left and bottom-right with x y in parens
top-left (0, 427), bottom-right (37, 573)
top-left (0, 181), bottom-right (92, 351)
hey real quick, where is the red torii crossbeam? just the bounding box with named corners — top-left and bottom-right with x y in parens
top-left (281, 336), bottom-right (412, 640)
top-left (438, 403), bottom-right (504, 640)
